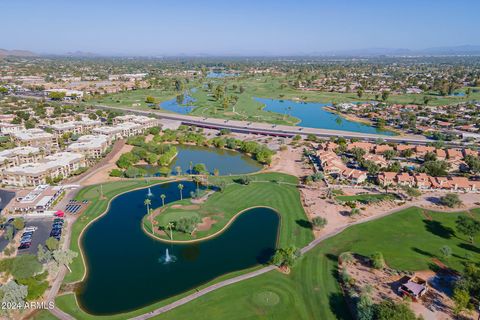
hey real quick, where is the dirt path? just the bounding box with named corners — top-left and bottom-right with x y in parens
top-left (267, 147), bottom-right (311, 177)
top-left (78, 139), bottom-right (133, 186)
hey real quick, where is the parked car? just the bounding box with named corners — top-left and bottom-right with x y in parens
top-left (18, 243), bottom-right (31, 249)
top-left (50, 230), bottom-right (61, 236)
top-left (24, 226), bottom-right (38, 232)
top-left (22, 232), bottom-right (34, 237)
top-left (20, 238), bottom-right (32, 244)
top-left (54, 211), bottom-right (65, 217)
top-left (53, 218), bottom-right (64, 223)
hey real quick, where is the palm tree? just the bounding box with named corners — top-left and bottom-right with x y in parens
top-left (160, 194), bottom-right (166, 206)
top-left (175, 166), bottom-right (182, 176)
top-left (178, 183), bottom-right (184, 200)
top-left (166, 221), bottom-right (175, 240)
top-left (144, 198), bottom-right (151, 215)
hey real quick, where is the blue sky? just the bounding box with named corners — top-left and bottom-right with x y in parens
top-left (2, 0), bottom-right (479, 55)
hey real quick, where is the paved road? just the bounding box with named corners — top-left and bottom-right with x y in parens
top-left (91, 104), bottom-right (432, 145)
top-left (0, 189), bottom-right (15, 214)
top-left (46, 198), bottom-right (78, 320)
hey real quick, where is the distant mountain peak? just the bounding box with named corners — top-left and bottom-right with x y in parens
top-left (0, 48), bottom-right (37, 57)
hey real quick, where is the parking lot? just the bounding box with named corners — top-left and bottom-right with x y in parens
top-left (17, 217), bottom-right (53, 255)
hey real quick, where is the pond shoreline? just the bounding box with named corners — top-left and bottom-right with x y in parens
top-left (142, 205), bottom-right (282, 244)
top-left (75, 180), bottom-right (281, 315)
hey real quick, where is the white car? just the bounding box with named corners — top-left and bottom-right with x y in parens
top-left (24, 226), bottom-right (38, 232)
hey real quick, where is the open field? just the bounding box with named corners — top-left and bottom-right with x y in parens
top-left (148, 173), bottom-right (313, 246)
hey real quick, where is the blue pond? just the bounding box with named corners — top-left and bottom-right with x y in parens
top-left (159, 89), bottom-right (197, 114)
top-left (256, 97), bottom-right (395, 135)
top-left (206, 71), bottom-right (238, 78)
top-left (76, 181), bottom-right (279, 315)
top-left (136, 144), bottom-right (262, 176)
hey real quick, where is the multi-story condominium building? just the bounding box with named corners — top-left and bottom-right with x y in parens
top-left (44, 88), bottom-right (84, 100)
top-left (0, 146), bottom-right (43, 171)
top-left (113, 115), bottom-right (160, 128)
top-left (12, 129), bottom-right (58, 149)
top-left (0, 122), bottom-right (24, 135)
top-left (66, 134), bottom-right (109, 159)
top-left (47, 119), bottom-right (102, 137)
top-left (2, 152), bottom-right (86, 187)
top-left (92, 122), bottom-right (144, 142)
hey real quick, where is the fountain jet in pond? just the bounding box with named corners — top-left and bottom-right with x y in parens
top-left (147, 188), bottom-right (153, 197)
top-left (159, 248), bottom-right (176, 264)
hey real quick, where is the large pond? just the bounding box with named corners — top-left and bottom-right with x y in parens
top-left (256, 97), bottom-right (395, 135)
top-left (77, 181), bottom-right (279, 315)
top-left (136, 144), bottom-right (262, 176)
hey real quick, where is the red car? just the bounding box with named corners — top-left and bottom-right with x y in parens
top-left (54, 210), bottom-right (65, 217)
top-left (18, 242), bottom-right (31, 249)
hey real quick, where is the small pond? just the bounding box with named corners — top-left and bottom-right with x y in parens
top-left (159, 88), bottom-right (198, 114)
top-left (136, 144), bottom-right (262, 176)
top-left (206, 71), bottom-right (238, 78)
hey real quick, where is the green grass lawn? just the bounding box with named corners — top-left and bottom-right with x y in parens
top-left (335, 193), bottom-right (399, 204)
top-left (143, 207), bottom-right (480, 320)
top-left (148, 173), bottom-right (313, 246)
top-left (87, 88), bottom-right (178, 110)
top-left (32, 310), bottom-right (58, 320)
